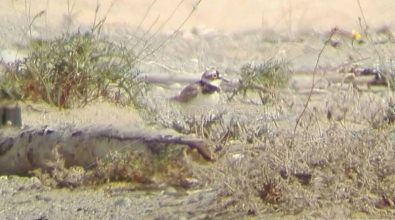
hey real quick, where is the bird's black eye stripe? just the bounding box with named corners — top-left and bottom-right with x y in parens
top-left (214, 70), bottom-right (219, 78)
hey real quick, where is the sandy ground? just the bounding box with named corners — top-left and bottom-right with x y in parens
top-left (1, 1), bottom-right (395, 219)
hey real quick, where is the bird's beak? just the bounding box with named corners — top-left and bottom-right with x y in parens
top-left (220, 76), bottom-right (229, 83)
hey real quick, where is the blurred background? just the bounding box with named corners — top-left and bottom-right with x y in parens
top-left (2, 0), bottom-right (395, 34)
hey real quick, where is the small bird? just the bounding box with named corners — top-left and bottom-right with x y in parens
top-left (172, 68), bottom-right (227, 114)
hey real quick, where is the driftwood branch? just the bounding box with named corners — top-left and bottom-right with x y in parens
top-left (0, 126), bottom-right (216, 175)
top-left (140, 71), bottom-right (387, 92)
top-left (72, 127), bottom-right (216, 161)
top-left (139, 73), bottom-right (239, 90)
top-left (139, 73), bottom-right (200, 85)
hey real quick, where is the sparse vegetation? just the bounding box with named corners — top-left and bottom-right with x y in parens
top-left (228, 59), bottom-right (291, 104)
top-left (31, 143), bottom-right (192, 189)
top-left (0, 31), bottom-right (145, 108)
top-left (239, 60), bottom-right (291, 90)
top-left (1, 1), bottom-right (395, 219)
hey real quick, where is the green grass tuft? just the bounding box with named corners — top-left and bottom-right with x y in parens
top-left (239, 59), bottom-right (291, 90)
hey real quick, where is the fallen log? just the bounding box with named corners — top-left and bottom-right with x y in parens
top-left (138, 72), bottom-right (239, 91)
top-left (0, 126), bottom-right (216, 175)
top-left (139, 72), bottom-right (200, 85)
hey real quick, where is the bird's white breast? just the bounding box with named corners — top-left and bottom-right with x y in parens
top-left (180, 91), bottom-right (220, 116)
top-left (207, 79), bottom-right (222, 88)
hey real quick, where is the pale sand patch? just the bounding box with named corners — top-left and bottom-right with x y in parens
top-left (21, 101), bottom-right (144, 128)
top-left (2, 0), bottom-right (394, 34)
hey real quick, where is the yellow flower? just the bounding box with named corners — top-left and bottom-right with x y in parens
top-left (352, 30), bottom-right (362, 41)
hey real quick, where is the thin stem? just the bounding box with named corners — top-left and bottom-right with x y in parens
top-left (140, 0), bottom-right (203, 61)
top-left (291, 28), bottom-right (338, 147)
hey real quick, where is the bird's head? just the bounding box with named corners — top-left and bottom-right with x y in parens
top-left (200, 68), bottom-right (228, 88)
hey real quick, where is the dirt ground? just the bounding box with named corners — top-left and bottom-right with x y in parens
top-left (1, 1), bottom-right (395, 219)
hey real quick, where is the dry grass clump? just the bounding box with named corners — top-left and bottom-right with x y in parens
top-left (0, 31), bottom-right (145, 108)
top-left (188, 83), bottom-right (395, 218)
top-left (141, 100), bottom-right (274, 147)
top-left (196, 122), bottom-right (394, 218)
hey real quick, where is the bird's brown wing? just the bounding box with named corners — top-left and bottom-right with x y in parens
top-left (173, 83), bottom-right (200, 102)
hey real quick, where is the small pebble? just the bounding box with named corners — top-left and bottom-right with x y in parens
top-left (163, 187), bottom-right (178, 196)
top-left (113, 197), bottom-right (131, 207)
